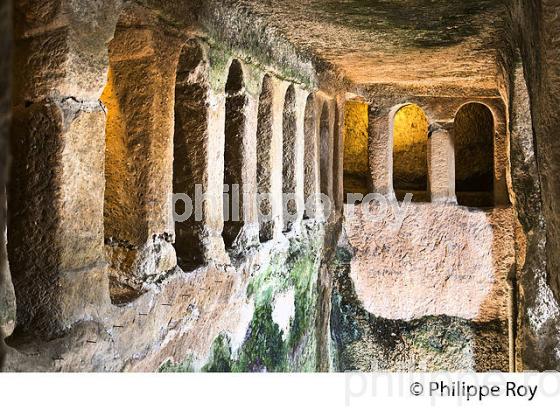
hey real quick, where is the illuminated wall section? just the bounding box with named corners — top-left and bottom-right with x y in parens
top-left (343, 100), bottom-right (369, 198)
top-left (392, 104), bottom-right (428, 201)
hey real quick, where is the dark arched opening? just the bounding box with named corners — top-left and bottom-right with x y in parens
top-left (343, 100), bottom-right (369, 200)
top-left (173, 39), bottom-right (207, 270)
top-left (454, 103), bottom-right (494, 207)
top-left (223, 60), bottom-right (247, 249)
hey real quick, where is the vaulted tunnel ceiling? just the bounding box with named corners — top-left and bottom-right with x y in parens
top-left (234, 0), bottom-right (508, 92)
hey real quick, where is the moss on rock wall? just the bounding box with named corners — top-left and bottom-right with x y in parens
top-left (329, 242), bottom-right (510, 372)
top-left (161, 229), bottom-right (324, 373)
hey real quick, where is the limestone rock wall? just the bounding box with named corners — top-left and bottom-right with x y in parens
top-left (517, 0), bottom-right (560, 307)
top-left (0, 0), bottom-right (13, 365)
top-left (0, 0), bottom-right (342, 372)
top-left (508, 0), bottom-right (560, 370)
top-left (331, 204), bottom-right (514, 371)
top-left (1, 0), bottom-right (558, 373)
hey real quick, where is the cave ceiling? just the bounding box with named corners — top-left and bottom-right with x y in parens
top-left (235, 0), bottom-right (508, 92)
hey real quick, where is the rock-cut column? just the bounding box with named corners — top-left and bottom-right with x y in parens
top-left (428, 123), bottom-right (456, 203)
top-left (8, 0), bottom-right (121, 338)
top-left (102, 17), bottom-right (182, 297)
top-left (368, 105), bottom-right (395, 199)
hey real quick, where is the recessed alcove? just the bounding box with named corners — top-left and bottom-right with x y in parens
top-left (392, 104), bottom-right (429, 202)
top-left (343, 100), bottom-right (369, 200)
top-left (454, 102), bottom-right (495, 207)
top-left (223, 59), bottom-right (247, 249)
top-left (173, 39), bottom-right (207, 270)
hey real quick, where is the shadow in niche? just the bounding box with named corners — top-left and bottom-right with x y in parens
top-left (173, 39), bottom-right (208, 271)
top-left (223, 60), bottom-right (247, 250)
top-left (343, 100), bottom-right (370, 201)
top-left (454, 103), bottom-right (494, 208)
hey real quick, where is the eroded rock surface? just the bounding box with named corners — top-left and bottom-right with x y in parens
top-left (1, 0), bottom-right (560, 372)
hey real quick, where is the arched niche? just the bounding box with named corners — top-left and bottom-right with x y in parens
top-left (343, 99), bottom-right (369, 200)
top-left (173, 39), bottom-right (207, 270)
top-left (392, 103), bottom-right (429, 202)
top-left (223, 59), bottom-right (247, 249)
top-left (453, 102), bottom-right (495, 207)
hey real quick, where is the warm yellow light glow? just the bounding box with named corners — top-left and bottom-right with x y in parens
top-left (392, 104), bottom-right (428, 195)
top-left (101, 68), bottom-right (135, 222)
top-left (343, 100), bottom-right (369, 196)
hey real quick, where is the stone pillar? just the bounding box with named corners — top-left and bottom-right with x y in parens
top-left (8, 0), bottom-right (121, 338)
top-left (240, 72), bottom-right (259, 243)
top-left (333, 95), bottom-right (345, 212)
top-left (428, 123), bottom-right (456, 203)
top-left (293, 87), bottom-right (308, 224)
top-left (302, 93), bottom-right (319, 220)
top-left (205, 81), bottom-right (228, 262)
top-left (255, 75), bottom-right (275, 241)
top-left (208, 57), bottom-right (259, 255)
top-left (172, 39), bottom-right (213, 270)
top-left (273, 82), bottom-right (291, 235)
top-left (368, 105), bottom-right (395, 198)
top-left (103, 15), bottom-right (181, 297)
top-left (494, 121), bottom-right (510, 206)
top-left (317, 95), bottom-right (335, 220)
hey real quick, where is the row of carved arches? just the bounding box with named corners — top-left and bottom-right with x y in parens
top-left (102, 37), bottom-right (334, 297)
top-left (391, 102), bottom-right (495, 206)
top-left (343, 100), bottom-right (496, 207)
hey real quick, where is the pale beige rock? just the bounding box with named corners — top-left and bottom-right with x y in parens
top-left (428, 126), bottom-right (456, 203)
top-left (344, 203), bottom-right (515, 323)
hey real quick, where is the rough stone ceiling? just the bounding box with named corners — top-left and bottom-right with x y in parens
top-left (237, 0), bottom-right (508, 92)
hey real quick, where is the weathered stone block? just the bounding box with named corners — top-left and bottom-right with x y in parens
top-left (344, 203), bottom-right (515, 323)
top-left (13, 0), bottom-right (122, 103)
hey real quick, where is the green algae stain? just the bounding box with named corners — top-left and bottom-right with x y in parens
top-left (288, 256), bottom-right (317, 349)
top-left (200, 238), bottom-right (322, 372)
top-left (235, 304), bottom-right (287, 372)
top-left (201, 334), bottom-right (234, 372)
top-left (158, 356), bottom-right (195, 373)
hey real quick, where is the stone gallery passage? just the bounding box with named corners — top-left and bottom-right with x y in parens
top-left (1, 0), bottom-right (559, 379)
